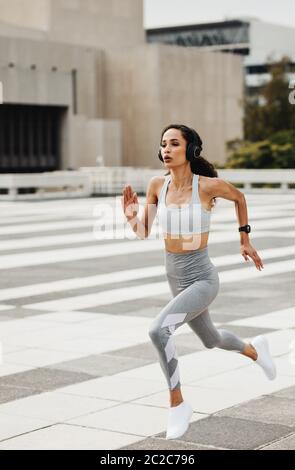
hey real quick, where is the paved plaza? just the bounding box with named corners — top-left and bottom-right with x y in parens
top-left (0, 192), bottom-right (294, 450)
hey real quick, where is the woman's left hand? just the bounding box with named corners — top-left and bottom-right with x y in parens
top-left (241, 243), bottom-right (264, 271)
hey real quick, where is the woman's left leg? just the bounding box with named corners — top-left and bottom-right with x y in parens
top-left (148, 275), bottom-right (219, 440)
top-left (148, 276), bottom-right (219, 392)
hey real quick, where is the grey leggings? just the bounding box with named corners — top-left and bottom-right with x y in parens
top-left (148, 247), bottom-right (246, 391)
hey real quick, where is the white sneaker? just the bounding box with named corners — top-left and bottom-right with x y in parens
top-left (251, 335), bottom-right (276, 380)
top-left (166, 401), bottom-right (193, 440)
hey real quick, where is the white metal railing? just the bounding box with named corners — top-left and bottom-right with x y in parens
top-left (0, 171), bottom-right (92, 201)
top-left (0, 168), bottom-right (294, 200)
top-left (217, 169), bottom-right (295, 192)
top-left (80, 167), bottom-right (295, 195)
top-left (79, 166), bottom-right (162, 194)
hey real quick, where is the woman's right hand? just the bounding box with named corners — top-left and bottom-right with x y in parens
top-left (121, 184), bottom-right (139, 220)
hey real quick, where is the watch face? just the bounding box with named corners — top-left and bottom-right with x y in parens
top-left (240, 225), bottom-right (250, 233)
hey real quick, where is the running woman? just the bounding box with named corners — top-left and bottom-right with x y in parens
top-left (121, 124), bottom-right (276, 440)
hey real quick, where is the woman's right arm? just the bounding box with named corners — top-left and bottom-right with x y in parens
top-left (121, 177), bottom-right (160, 239)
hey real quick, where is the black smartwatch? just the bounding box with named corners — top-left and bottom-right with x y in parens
top-left (239, 224), bottom-right (251, 233)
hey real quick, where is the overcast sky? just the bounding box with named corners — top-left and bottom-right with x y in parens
top-left (144, 0), bottom-right (295, 29)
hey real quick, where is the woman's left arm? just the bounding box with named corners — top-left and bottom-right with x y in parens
top-left (210, 178), bottom-right (264, 271)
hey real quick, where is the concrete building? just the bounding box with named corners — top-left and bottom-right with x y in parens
top-left (0, 0), bottom-right (244, 171)
top-left (147, 17), bottom-right (295, 98)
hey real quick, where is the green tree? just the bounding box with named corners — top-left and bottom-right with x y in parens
top-left (244, 56), bottom-right (295, 141)
top-left (225, 130), bottom-right (295, 169)
top-left (225, 57), bottom-right (295, 168)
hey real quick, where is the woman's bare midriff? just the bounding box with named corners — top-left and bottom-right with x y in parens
top-left (156, 174), bottom-right (212, 254)
top-left (163, 232), bottom-right (209, 253)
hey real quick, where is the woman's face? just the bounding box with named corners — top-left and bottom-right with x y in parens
top-left (160, 128), bottom-right (187, 168)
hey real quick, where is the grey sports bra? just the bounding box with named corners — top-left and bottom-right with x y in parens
top-left (157, 173), bottom-right (211, 235)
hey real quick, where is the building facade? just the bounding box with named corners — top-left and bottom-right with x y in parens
top-left (0, 0), bottom-right (244, 172)
top-left (147, 18), bottom-right (295, 99)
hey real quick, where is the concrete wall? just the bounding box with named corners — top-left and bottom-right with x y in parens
top-left (0, 0), bottom-right (145, 50)
top-left (0, 35), bottom-right (122, 169)
top-left (0, 36), bottom-right (100, 115)
top-left (103, 44), bottom-right (244, 167)
top-left (0, 0), bottom-right (50, 31)
top-left (69, 115), bottom-right (122, 168)
top-left (49, 0), bottom-right (145, 50)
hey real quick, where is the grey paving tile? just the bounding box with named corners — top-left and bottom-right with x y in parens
top-left (217, 325), bottom-right (276, 338)
top-left (0, 368), bottom-right (93, 392)
top-left (50, 353), bottom-right (152, 376)
top-left (254, 272), bottom-right (295, 284)
top-left (271, 385), bottom-right (295, 400)
top-left (210, 313), bottom-right (247, 323)
top-left (3, 239), bottom-right (139, 257)
top-left (122, 307), bottom-right (168, 318)
top-left (174, 333), bottom-right (206, 352)
top-left (154, 416), bottom-right (292, 450)
top-left (120, 437), bottom-right (219, 450)
top-left (0, 385), bottom-right (42, 404)
top-left (1, 251), bottom-right (164, 288)
top-left (109, 343), bottom-right (160, 362)
top-left (262, 433), bottom-right (295, 450)
top-left (216, 396), bottom-right (295, 427)
top-left (208, 238), bottom-right (294, 257)
top-left (0, 227), bottom-right (92, 242)
top-left (52, 252), bottom-right (164, 275)
top-left (209, 295), bottom-right (259, 315)
top-left (7, 278), bottom-right (167, 307)
top-left (210, 294), bottom-right (295, 316)
top-left (228, 288), bottom-right (283, 299)
top-left (110, 335), bottom-right (204, 362)
top-left (84, 296), bottom-right (170, 316)
top-left (0, 308), bottom-right (51, 321)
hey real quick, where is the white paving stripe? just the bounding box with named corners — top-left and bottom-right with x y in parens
top-left (23, 257), bottom-right (295, 311)
top-left (1, 227), bottom-right (295, 252)
top-left (0, 219), bottom-right (97, 235)
top-left (0, 198), bottom-right (105, 211)
top-left (2, 313), bottom-right (155, 366)
top-left (0, 214), bottom-right (89, 226)
top-left (0, 243), bottom-right (294, 301)
top-left (1, 224), bottom-right (295, 269)
top-left (213, 217), bottom-right (295, 231)
top-left (0, 194), bottom-right (293, 219)
top-left (0, 266), bottom-right (166, 301)
top-left (227, 306), bottom-right (295, 329)
top-left (24, 282), bottom-right (170, 311)
top-left (212, 244), bottom-right (295, 267)
top-left (0, 207), bottom-right (294, 236)
top-left (0, 240), bottom-right (162, 269)
top-left (0, 206), bottom-right (293, 227)
top-left (0, 304), bottom-right (15, 311)
top-left (0, 232), bottom-right (97, 251)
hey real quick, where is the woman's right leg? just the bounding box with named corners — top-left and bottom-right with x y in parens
top-left (188, 308), bottom-right (277, 377)
top-left (187, 307), bottom-right (246, 352)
